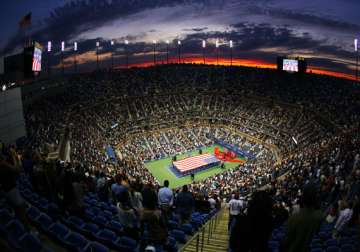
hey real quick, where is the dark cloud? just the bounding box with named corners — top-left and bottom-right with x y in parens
top-left (247, 5), bottom-right (360, 31)
top-left (182, 27), bottom-right (208, 32)
top-left (0, 0), bottom-right (208, 55)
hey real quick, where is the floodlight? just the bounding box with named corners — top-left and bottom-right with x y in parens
top-left (355, 38), bottom-right (358, 52)
top-left (47, 41), bottom-right (52, 52)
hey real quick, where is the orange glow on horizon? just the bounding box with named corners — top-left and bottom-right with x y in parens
top-left (56, 54), bottom-right (357, 82)
top-left (306, 68), bottom-right (356, 81)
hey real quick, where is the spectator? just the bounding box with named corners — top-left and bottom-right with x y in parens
top-left (142, 183), bottom-right (158, 210)
top-left (176, 185), bottom-right (195, 224)
top-left (117, 191), bottom-right (139, 240)
top-left (0, 146), bottom-right (34, 233)
top-left (230, 191), bottom-right (274, 252)
top-left (96, 172), bottom-right (108, 201)
top-left (140, 193), bottom-right (168, 251)
top-left (208, 195), bottom-right (217, 209)
top-left (111, 174), bottom-right (128, 203)
top-left (334, 200), bottom-right (353, 235)
top-left (325, 202), bottom-right (339, 223)
top-left (281, 184), bottom-right (323, 252)
top-left (158, 180), bottom-right (173, 218)
top-left (228, 193), bottom-right (244, 230)
top-left (129, 181), bottom-right (143, 211)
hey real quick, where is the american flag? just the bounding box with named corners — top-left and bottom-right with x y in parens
top-left (173, 153), bottom-right (219, 172)
top-left (32, 48), bottom-right (42, 72)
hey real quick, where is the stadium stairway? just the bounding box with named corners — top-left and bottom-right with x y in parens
top-left (181, 209), bottom-right (229, 252)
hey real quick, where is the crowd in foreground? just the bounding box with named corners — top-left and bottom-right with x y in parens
top-left (1, 121), bottom-right (360, 251)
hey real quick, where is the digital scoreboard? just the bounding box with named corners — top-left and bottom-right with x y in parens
top-left (282, 59), bottom-right (299, 72)
top-left (277, 56), bottom-right (307, 73)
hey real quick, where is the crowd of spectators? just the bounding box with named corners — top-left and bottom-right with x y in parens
top-left (2, 64), bottom-right (359, 251)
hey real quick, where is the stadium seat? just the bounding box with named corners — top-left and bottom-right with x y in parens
top-left (310, 249), bottom-right (322, 252)
top-left (109, 205), bottom-right (118, 214)
top-left (66, 216), bottom-right (85, 229)
top-left (319, 231), bottom-right (331, 240)
top-left (325, 239), bottom-right (338, 247)
top-left (268, 240), bottom-right (280, 249)
top-left (27, 206), bottom-right (41, 221)
top-left (36, 213), bottom-right (53, 232)
top-left (38, 197), bottom-right (49, 211)
top-left (180, 223), bottom-right (193, 235)
top-left (6, 220), bottom-right (26, 249)
top-left (326, 246), bottom-right (339, 252)
top-left (309, 241), bottom-right (322, 249)
top-left (168, 220), bottom-right (179, 230)
top-left (341, 244), bottom-right (355, 252)
top-left (0, 209), bottom-right (14, 226)
top-left (47, 203), bottom-right (59, 216)
top-left (338, 237), bottom-right (350, 245)
top-left (84, 209), bottom-right (95, 220)
top-left (63, 232), bottom-right (89, 251)
top-left (165, 236), bottom-right (178, 252)
top-left (93, 215), bottom-right (108, 226)
top-left (82, 241), bottom-right (110, 252)
top-left (169, 229), bottom-right (187, 243)
top-left (18, 233), bottom-right (45, 252)
top-left (47, 222), bottom-right (70, 243)
top-left (79, 223), bottom-right (100, 238)
top-left (108, 220), bottom-right (123, 234)
top-left (102, 210), bottom-right (113, 220)
top-left (94, 228), bottom-right (118, 245)
top-left (114, 236), bottom-right (137, 252)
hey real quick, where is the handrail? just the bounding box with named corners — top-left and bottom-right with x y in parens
top-left (180, 207), bottom-right (224, 252)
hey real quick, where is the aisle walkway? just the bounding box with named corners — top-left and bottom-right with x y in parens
top-left (182, 209), bottom-right (229, 252)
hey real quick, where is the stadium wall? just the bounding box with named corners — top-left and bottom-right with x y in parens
top-left (0, 88), bottom-right (26, 144)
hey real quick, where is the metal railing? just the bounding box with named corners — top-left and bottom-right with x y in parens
top-left (180, 207), bottom-right (224, 252)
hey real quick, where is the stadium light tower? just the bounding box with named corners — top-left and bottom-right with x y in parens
top-left (216, 39), bottom-right (219, 65)
top-left (74, 42), bottom-right (78, 73)
top-left (96, 41), bottom-right (100, 70)
top-left (229, 40), bottom-right (233, 66)
top-left (355, 38), bottom-right (359, 82)
top-left (202, 40), bottom-right (206, 64)
top-left (124, 39), bottom-right (129, 68)
top-left (166, 40), bottom-right (170, 64)
top-left (110, 40), bottom-right (114, 69)
top-left (47, 41), bottom-right (52, 76)
top-left (178, 40), bottom-right (181, 64)
top-left (61, 41), bottom-right (65, 75)
top-left (153, 40), bottom-right (157, 66)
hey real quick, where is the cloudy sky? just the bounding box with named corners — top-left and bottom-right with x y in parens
top-left (0, 0), bottom-right (359, 79)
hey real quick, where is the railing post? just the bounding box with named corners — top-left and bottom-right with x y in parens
top-left (207, 217), bottom-right (212, 243)
top-left (201, 226), bottom-right (205, 252)
top-left (196, 233), bottom-right (200, 252)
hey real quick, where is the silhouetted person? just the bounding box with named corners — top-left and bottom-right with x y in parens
top-left (230, 191), bottom-right (274, 252)
top-left (176, 185), bottom-right (195, 223)
top-left (281, 184), bottom-right (323, 252)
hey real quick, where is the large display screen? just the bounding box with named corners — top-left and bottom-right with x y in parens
top-left (282, 59), bottom-right (298, 72)
top-left (32, 47), bottom-right (42, 72)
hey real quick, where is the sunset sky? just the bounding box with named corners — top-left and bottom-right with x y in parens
top-left (0, 0), bottom-right (359, 79)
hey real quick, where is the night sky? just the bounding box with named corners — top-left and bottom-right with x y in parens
top-left (0, 0), bottom-right (359, 79)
